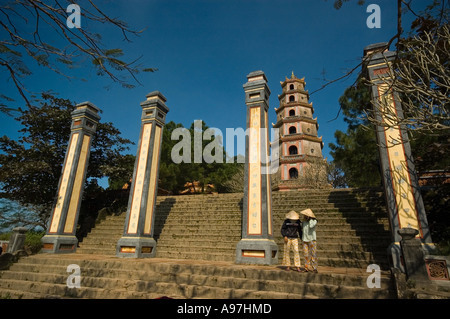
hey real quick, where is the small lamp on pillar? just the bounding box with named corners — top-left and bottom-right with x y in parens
top-left (41, 102), bottom-right (100, 253)
top-left (116, 91), bottom-right (169, 258)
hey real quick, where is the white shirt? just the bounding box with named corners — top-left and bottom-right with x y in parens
top-left (302, 219), bottom-right (317, 242)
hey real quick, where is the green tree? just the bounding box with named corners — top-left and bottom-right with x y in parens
top-left (104, 154), bottom-right (136, 190)
top-left (158, 120), bottom-right (241, 194)
top-left (0, 93), bottom-right (133, 230)
top-left (158, 121), bottom-right (189, 194)
top-left (329, 78), bottom-right (382, 187)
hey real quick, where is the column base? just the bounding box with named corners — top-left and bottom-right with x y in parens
top-left (235, 239), bottom-right (278, 265)
top-left (41, 235), bottom-right (78, 254)
top-left (387, 242), bottom-right (403, 272)
top-left (116, 236), bottom-right (157, 258)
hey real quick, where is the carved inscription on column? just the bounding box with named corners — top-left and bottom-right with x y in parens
top-left (127, 123), bottom-right (152, 234)
top-left (248, 107), bottom-right (262, 235)
top-left (64, 134), bottom-right (91, 233)
top-left (49, 133), bottom-right (79, 233)
top-left (378, 84), bottom-right (421, 235)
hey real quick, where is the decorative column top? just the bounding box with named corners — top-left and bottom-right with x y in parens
top-left (246, 70), bottom-right (268, 82)
top-left (243, 70), bottom-right (270, 110)
top-left (71, 101), bottom-right (101, 133)
top-left (363, 42), bottom-right (396, 67)
top-left (141, 91), bottom-right (169, 113)
top-left (72, 101), bottom-right (101, 121)
top-left (145, 90), bottom-right (167, 102)
top-left (363, 42), bottom-right (389, 56)
top-left (140, 91), bottom-right (169, 125)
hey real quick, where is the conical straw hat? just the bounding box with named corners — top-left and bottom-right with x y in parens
top-left (300, 208), bottom-right (316, 219)
top-left (286, 210), bottom-right (300, 220)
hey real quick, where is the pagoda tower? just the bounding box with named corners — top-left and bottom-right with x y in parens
top-left (273, 72), bottom-right (324, 191)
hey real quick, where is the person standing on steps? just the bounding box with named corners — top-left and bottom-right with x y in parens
top-left (281, 210), bottom-right (302, 272)
top-left (300, 208), bottom-right (318, 273)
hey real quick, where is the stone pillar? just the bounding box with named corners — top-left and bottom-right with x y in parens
top-left (7, 227), bottom-right (27, 254)
top-left (41, 102), bottom-right (100, 253)
top-left (362, 43), bottom-right (434, 270)
top-left (398, 228), bottom-right (429, 284)
top-left (116, 91), bottom-right (169, 258)
top-left (236, 71), bottom-right (278, 265)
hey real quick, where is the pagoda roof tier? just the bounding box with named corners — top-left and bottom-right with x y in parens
top-left (279, 154), bottom-right (307, 163)
top-left (279, 154), bottom-right (323, 164)
top-left (273, 116), bottom-right (318, 128)
top-left (275, 101), bottom-right (314, 113)
top-left (280, 133), bottom-right (323, 146)
top-left (277, 89), bottom-right (309, 101)
top-left (280, 71), bottom-right (306, 86)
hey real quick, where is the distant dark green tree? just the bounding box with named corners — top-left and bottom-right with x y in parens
top-left (158, 121), bottom-right (188, 194)
top-left (104, 154), bottom-right (136, 190)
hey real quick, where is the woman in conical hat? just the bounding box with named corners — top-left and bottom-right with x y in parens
top-left (281, 210), bottom-right (302, 271)
top-left (286, 210), bottom-right (300, 220)
top-left (300, 208), bottom-right (318, 273)
top-left (300, 208), bottom-right (316, 219)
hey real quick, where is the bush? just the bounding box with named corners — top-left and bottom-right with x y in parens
top-left (0, 233), bottom-right (10, 241)
top-left (25, 231), bottom-right (44, 254)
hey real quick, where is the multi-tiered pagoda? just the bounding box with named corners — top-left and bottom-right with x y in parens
top-left (273, 72), bottom-right (324, 191)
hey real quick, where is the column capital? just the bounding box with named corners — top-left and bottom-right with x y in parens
top-left (72, 101), bottom-right (101, 121)
top-left (243, 71), bottom-right (271, 111)
top-left (140, 91), bottom-right (169, 124)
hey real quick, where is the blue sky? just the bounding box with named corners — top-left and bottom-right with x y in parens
top-left (1, 0), bottom-right (431, 166)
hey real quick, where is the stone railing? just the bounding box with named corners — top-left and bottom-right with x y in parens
top-left (0, 227), bottom-right (28, 270)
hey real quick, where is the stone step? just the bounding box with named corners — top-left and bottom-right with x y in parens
top-left (78, 238), bottom-right (391, 257)
top-left (52, 242), bottom-right (394, 268)
top-left (0, 269), bottom-right (392, 299)
top-left (79, 233), bottom-right (392, 248)
top-left (9, 259), bottom-right (389, 288)
top-left (162, 206), bottom-right (387, 213)
top-left (95, 216), bottom-right (390, 229)
top-left (152, 192), bottom-right (384, 203)
top-left (154, 243), bottom-right (387, 261)
top-left (0, 287), bottom-right (64, 299)
top-left (97, 215), bottom-right (390, 227)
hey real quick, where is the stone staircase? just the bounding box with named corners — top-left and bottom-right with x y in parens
top-left (76, 188), bottom-right (392, 269)
top-left (0, 254), bottom-right (394, 299)
top-left (0, 188), bottom-right (397, 299)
